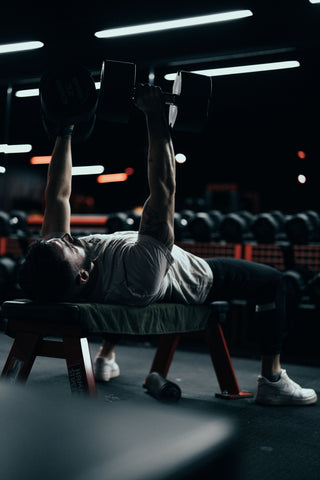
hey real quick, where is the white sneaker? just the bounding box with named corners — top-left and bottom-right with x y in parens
top-left (93, 353), bottom-right (120, 382)
top-left (255, 369), bottom-right (317, 406)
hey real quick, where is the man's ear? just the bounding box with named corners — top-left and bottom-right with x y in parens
top-left (77, 269), bottom-right (90, 285)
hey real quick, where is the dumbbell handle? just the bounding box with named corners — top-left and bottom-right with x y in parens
top-left (132, 89), bottom-right (179, 106)
top-left (163, 92), bottom-right (179, 105)
top-left (134, 89), bottom-right (210, 106)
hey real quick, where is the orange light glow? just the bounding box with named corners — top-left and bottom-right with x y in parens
top-left (27, 214), bottom-right (109, 225)
top-left (297, 150), bottom-right (306, 159)
top-left (125, 167), bottom-right (135, 176)
top-left (97, 173), bottom-right (128, 183)
top-left (30, 156), bottom-right (51, 165)
top-left (0, 237), bottom-right (7, 255)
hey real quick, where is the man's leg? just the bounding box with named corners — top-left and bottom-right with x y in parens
top-left (261, 354), bottom-right (281, 379)
top-left (204, 257), bottom-right (317, 405)
top-left (97, 341), bottom-right (115, 358)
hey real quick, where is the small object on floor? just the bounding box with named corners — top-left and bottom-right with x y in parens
top-left (144, 372), bottom-right (181, 403)
top-left (255, 369), bottom-right (318, 406)
top-left (93, 353), bottom-right (120, 382)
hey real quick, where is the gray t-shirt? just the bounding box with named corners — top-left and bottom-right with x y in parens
top-left (80, 231), bottom-right (213, 306)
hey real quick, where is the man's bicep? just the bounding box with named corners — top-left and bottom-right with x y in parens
top-left (41, 198), bottom-right (71, 237)
top-left (138, 198), bottom-right (174, 250)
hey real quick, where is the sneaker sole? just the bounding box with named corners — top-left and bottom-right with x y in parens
top-left (94, 368), bottom-right (120, 382)
top-left (255, 392), bottom-right (318, 406)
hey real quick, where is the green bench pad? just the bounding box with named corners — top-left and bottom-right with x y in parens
top-left (1, 300), bottom-right (220, 335)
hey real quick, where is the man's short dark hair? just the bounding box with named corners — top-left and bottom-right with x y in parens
top-left (18, 240), bottom-right (76, 302)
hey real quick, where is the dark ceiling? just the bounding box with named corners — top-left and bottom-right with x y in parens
top-left (0, 0), bottom-right (320, 214)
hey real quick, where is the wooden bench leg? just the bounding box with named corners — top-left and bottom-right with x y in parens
top-left (149, 334), bottom-right (180, 378)
top-left (63, 337), bottom-right (97, 396)
top-left (1, 332), bottom-right (42, 383)
top-left (206, 320), bottom-right (253, 399)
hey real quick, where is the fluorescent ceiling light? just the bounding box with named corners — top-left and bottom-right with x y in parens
top-left (0, 41), bottom-right (44, 54)
top-left (16, 83), bottom-right (100, 98)
top-left (95, 10), bottom-right (253, 38)
top-left (164, 60), bottom-right (300, 80)
top-left (15, 88), bottom-right (40, 98)
top-left (0, 144), bottom-right (32, 154)
top-left (167, 47), bottom-right (296, 67)
top-left (309, 0), bottom-right (320, 3)
top-left (72, 165), bottom-right (105, 176)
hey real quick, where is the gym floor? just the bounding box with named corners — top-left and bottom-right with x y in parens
top-left (0, 332), bottom-right (319, 479)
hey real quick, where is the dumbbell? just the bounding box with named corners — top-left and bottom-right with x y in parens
top-left (0, 256), bottom-right (18, 301)
top-left (285, 210), bottom-right (320, 244)
top-left (187, 211), bottom-right (221, 242)
top-left (174, 210), bottom-right (198, 241)
top-left (0, 255), bottom-right (24, 302)
top-left (39, 63), bottom-right (98, 143)
top-left (97, 60), bottom-right (213, 133)
top-left (219, 210), bottom-right (255, 243)
top-left (105, 211), bottom-right (141, 234)
top-left (173, 212), bottom-right (189, 241)
top-left (283, 269), bottom-right (307, 309)
top-left (0, 210), bottom-right (28, 237)
top-left (251, 210), bottom-right (287, 244)
top-left (284, 270), bottom-right (320, 309)
top-left (307, 272), bottom-right (320, 308)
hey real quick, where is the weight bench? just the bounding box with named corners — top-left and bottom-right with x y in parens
top-left (0, 300), bottom-right (253, 400)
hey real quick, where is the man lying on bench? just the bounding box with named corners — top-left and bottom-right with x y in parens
top-left (19, 83), bottom-right (317, 406)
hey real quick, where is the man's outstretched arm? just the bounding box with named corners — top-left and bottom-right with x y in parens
top-left (135, 84), bottom-right (176, 251)
top-left (41, 134), bottom-right (73, 237)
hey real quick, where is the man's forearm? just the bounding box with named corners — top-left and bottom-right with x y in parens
top-left (41, 135), bottom-right (73, 236)
top-left (145, 110), bottom-right (176, 202)
top-left (45, 136), bottom-right (72, 201)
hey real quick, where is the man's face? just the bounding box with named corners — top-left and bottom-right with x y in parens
top-left (46, 233), bottom-right (87, 275)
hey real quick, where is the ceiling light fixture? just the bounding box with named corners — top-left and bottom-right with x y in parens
top-left (167, 48), bottom-right (296, 67)
top-left (0, 41), bottom-right (44, 54)
top-left (95, 10), bottom-right (253, 38)
top-left (71, 165), bottom-right (105, 176)
top-left (16, 82), bottom-right (100, 98)
top-left (15, 88), bottom-right (40, 98)
top-left (0, 144), bottom-right (32, 154)
top-left (164, 60), bottom-right (300, 80)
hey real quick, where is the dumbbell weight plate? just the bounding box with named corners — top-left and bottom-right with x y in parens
top-left (40, 63), bottom-right (98, 125)
top-left (97, 60), bottom-right (136, 123)
top-left (169, 71), bottom-right (212, 132)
